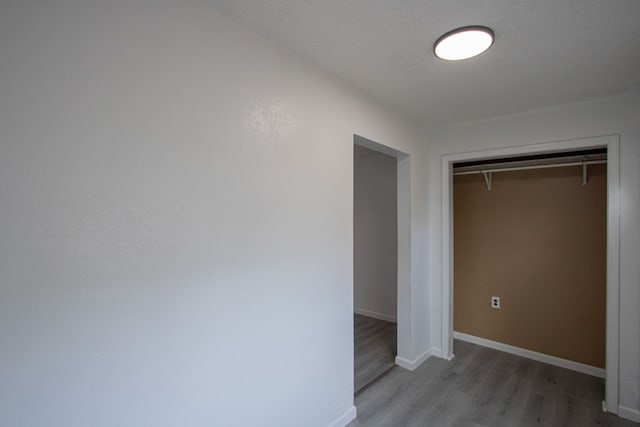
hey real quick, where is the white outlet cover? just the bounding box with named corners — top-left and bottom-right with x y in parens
top-left (491, 296), bottom-right (500, 309)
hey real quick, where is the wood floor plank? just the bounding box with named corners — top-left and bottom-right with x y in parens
top-left (354, 314), bottom-right (397, 393)
top-left (349, 340), bottom-right (638, 427)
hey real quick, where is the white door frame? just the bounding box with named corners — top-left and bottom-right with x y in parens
top-left (354, 135), bottom-right (412, 366)
top-left (440, 134), bottom-right (620, 413)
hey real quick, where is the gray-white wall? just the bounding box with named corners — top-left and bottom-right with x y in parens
top-left (426, 90), bottom-right (640, 420)
top-left (354, 148), bottom-right (397, 322)
top-left (0, 1), bottom-right (430, 426)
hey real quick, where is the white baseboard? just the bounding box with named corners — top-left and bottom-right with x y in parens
top-left (430, 347), bottom-right (443, 358)
top-left (395, 347), bottom-right (436, 371)
top-left (618, 405), bottom-right (640, 423)
top-left (328, 406), bottom-right (357, 427)
top-left (453, 331), bottom-right (605, 378)
top-left (354, 307), bottom-right (397, 323)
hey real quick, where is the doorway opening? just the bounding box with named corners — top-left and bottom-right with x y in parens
top-left (353, 135), bottom-right (409, 394)
top-left (441, 135), bottom-right (620, 413)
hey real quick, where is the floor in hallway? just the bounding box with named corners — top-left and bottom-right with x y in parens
top-left (354, 314), bottom-right (397, 393)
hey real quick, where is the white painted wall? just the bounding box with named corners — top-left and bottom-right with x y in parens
top-left (0, 1), bottom-right (430, 426)
top-left (354, 149), bottom-right (397, 322)
top-left (426, 90), bottom-right (640, 419)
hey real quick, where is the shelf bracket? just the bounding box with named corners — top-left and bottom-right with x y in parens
top-left (482, 171), bottom-right (492, 191)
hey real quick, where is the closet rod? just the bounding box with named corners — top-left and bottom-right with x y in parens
top-left (453, 160), bottom-right (607, 176)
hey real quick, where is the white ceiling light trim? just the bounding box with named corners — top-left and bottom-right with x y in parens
top-left (434, 26), bottom-right (494, 61)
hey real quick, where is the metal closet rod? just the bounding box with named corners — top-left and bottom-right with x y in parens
top-left (453, 160), bottom-right (607, 176)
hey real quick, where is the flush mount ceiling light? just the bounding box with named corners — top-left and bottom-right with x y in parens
top-left (434, 26), bottom-right (494, 61)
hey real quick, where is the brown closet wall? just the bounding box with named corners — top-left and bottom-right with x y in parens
top-left (454, 164), bottom-right (606, 368)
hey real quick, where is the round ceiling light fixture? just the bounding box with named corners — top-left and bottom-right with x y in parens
top-left (434, 26), bottom-right (494, 61)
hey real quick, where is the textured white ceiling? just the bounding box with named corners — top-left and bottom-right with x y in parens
top-left (208, 0), bottom-right (640, 128)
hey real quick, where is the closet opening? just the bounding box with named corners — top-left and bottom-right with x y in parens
top-left (440, 135), bottom-right (620, 413)
top-left (453, 147), bottom-right (607, 373)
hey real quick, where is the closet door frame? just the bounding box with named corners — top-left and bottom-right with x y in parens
top-left (440, 134), bottom-right (620, 413)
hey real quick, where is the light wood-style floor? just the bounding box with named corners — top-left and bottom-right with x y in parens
top-left (350, 339), bottom-right (638, 427)
top-left (354, 314), bottom-right (397, 393)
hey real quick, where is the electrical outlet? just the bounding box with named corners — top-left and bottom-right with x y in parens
top-left (491, 296), bottom-right (500, 309)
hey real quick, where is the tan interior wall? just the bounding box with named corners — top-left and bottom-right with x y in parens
top-left (453, 164), bottom-right (606, 368)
